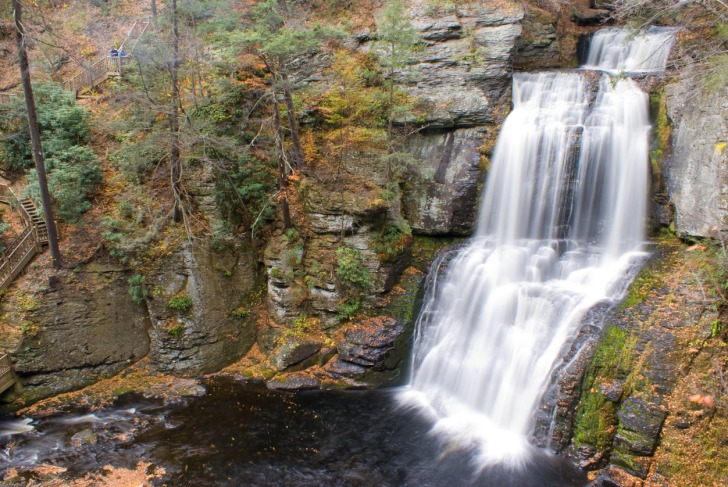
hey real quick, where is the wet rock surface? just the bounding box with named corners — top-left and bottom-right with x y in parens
top-left (266, 372), bottom-right (321, 391)
top-left (336, 316), bottom-right (404, 370)
top-left (565, 240), bottom-right (721, 485)
top-left (270, 336), bottom-right (323, 371)
top-left (403, 128), bottom-right (484, 235)
top-left (533, 302), bottom-right (620, 452)
top-left (613, 395), bottom-right (668, 456)
top-left (322, 316), bottom-right (406, 386)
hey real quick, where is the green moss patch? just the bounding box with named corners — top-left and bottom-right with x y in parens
top-left (573, 325), bottom-right (636, 450)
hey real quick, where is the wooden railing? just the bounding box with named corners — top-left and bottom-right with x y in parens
top-left (0, 353), bottom-right (17, 395)
top-left (2, 17), bottom-right (152, 100)
top-left (62, 55), bottom-right (122, 95)
top-left (0, 226), bottom-right (38, 289)
top-left (120, 18), bottom-right (152, 53)
top-left (0, 92), bottom-right (19, 104)
top-left (61, 17), bottom-right (152, 96)
top-left (0, 184), bottom-right (47, 291)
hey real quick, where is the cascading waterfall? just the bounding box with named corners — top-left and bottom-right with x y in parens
top-left (401, 28), bottom-right (674, 468)
top-left (582, 26), bottom-right (678, 73)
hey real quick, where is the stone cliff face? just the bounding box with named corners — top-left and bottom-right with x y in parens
top-left (400, 1), bottom-right (523, 235)
top-left (0, 240), bottom-right (260, 407)
top-left (2, 263), bottom-right (151, 405)
top-left (145, 242), bottom-right (259, 375)
top-left (664, 68), bottom-right (728, 237)
top-left (258, 0), bottom-right (525, 388)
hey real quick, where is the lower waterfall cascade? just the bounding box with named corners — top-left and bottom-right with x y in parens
top-left (401, 27), bottom-right (676, 467)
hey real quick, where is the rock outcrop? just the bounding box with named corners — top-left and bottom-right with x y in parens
top-left (3, 263), bottom-right (150, 404)
top-left (398, 1), bottom-right (522, 234)
top-left (404, 0), bottom-right (523, 126)
top-left (322, 316), bottom-right (406, 386)
top-left (514, 10), bottom-right (560, 69)
top-left (562, 240), bottom-right (719, 485)
top-left (257, 0), bottom-right (525, 389)
top-left (665, 69), bottom-right (728, 237)
top-left (147, 242), bottom-right (259, 375)
top-left (402, 128), bottom-right (485, 235)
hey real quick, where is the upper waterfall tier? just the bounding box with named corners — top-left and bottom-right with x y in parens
top-left (477, 72), bottom-right (649, 258)
top-left (582, 26), bottom-right (678, 73)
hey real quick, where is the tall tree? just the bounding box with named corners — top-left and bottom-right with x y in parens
top-left (242, 0), bottom-right (341, 228)
top-left (244, 0), bottom-right (342, 169)
top-left (376, 0), bottom-right (419, 112)
top-left (13, 0), bottom-right (62, 269)
top-left (170, 0), bottom-right (182, 223)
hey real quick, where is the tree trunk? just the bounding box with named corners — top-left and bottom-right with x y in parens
top-left (13, 0), bottom-right (62, 269)
top-left (280, 69), bottom-right (305, 169)
top-left (170, 0), bottom-right (182, 223)
top-left (273, 92), bottom-right (291, 229)
top-left (151, 0), bottom-right (157, 17)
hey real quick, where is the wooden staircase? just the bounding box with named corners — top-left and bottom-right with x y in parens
top-left (0, 352), bottom-right (16, 395)
top-left (62, 18), bottom-right (152, 96)
top-left (0, 18), bottom-right (153, 100)
top-left (0, 185), bottom-right (48, 292)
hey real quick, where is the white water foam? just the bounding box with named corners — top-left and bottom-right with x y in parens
top-left (0, 418), bottom-right (35, 437)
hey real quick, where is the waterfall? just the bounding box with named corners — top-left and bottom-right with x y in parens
top-left (401, 28), bottom-right (674, 467)
top-left (582, 26), bottom-right (678, 73)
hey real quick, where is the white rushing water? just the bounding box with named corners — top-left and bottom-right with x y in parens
top-left (401, 28), bottom-right (674, 468)
top-left (582, 26), bottom-right (678, 73)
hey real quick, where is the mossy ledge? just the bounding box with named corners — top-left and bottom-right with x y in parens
top-left (570, 235), bottom-right (728, 486)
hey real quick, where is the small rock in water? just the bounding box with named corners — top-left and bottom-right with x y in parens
top-left (71, 428), bottom-right (98, 448)
top-left (324, 358), bottom-right (367, 377)
top-left (266, 372), bottom-right (320, 391)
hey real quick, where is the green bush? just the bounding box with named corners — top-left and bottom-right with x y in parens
top-left (231, 307), bottom-right (249, 319)
top-left (213, 153), bottom-right (277, 230)
top-left (372, 222), bottom-right (412, 260)
top-left (0, 83), bottom-right (92, 172)
top-left (168, 294), bottom-right (194, 312)
top-left (128, 274), bottom-right (147, 304)
top-left (335, 246), bottom-right (373, 319)
top-left (338, 297), bottom-right (362, 320)
top-left (26, 146), bottom-right (101, 223)
top-left (0, 83), bottom-right (100, 223)
top-left (336, 246), bottom-right (373, 292)
top-left (167, 323), bottom-right (186, 337)
top-left (110, 130), bottom-right (167, 181)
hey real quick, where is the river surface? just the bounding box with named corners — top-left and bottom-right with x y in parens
top-left (1, 377), bottom-right (586, 486)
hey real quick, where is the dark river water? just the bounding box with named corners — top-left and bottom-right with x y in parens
top-left (1, 377), bottom-right (586, 486)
